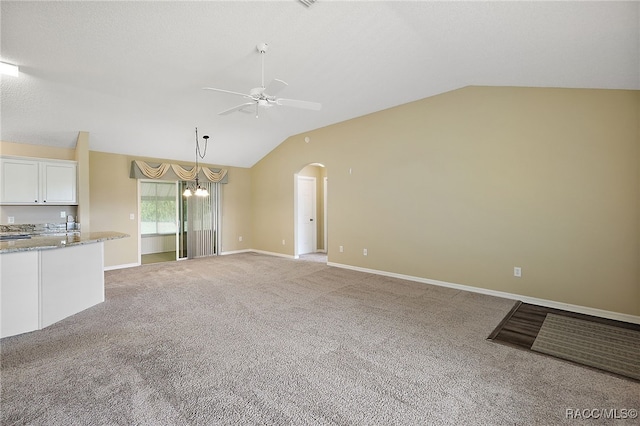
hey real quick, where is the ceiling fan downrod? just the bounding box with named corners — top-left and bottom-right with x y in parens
top-left (257, 43), bottom-right (268, 89)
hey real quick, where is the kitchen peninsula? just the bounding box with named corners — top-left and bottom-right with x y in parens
top-left (0, 228), bottom-right (128, 338)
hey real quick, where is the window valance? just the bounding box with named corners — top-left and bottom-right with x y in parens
top-left (130, 160), bottom-right (228, 183)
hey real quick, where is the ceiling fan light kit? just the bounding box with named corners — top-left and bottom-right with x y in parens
top-left (203, 43), bottom-right (321, 118)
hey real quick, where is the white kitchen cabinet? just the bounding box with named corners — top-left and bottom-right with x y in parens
top-left (40, 242), bottom-right (104, 328)
top-left (0, 156), bottom-right (77, 205)
top-left (0, 157), bottom-right (39, 204)
top-left (0, 242), bottom-right (106, 338)
top-left (40, 161), bottom-right (77, 204)
top-left (0, 251), bottom-right (40, 338)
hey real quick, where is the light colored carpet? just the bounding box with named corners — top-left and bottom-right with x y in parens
top-left (1, 253), bottom-right (638, 425)
top-left (531, 313), bottom-right (640, 380)
top-left (298, 252), bottom-right (327, 263)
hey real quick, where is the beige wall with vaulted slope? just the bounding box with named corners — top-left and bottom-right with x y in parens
top-left (251, 86), bottom-right (639, 316)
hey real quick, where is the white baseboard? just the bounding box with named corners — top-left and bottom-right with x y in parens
top-left (220, 249), bottom-right (253, 256)
top-left (104, 262), bottom-right (140, 271)
top-left (250, 249), bottom-right (295, 259)
top-left (327, 262), bottom-right (640, 325)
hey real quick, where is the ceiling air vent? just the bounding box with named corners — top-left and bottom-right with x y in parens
top-left (299, 0), bottom-right (316, 7)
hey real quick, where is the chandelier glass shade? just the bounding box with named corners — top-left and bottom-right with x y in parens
top-left (182, 176), bottom-right (209, 197)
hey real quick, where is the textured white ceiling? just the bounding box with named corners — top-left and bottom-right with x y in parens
top-left (1, 1), bottom-right (638, 168)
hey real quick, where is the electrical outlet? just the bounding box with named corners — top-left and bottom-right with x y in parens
top-left (514, 267), bottom-right (522, 277)
top-left (8, 216), bottom-right (15, 224)
top-left (238, 236), bottom-right (243, 242)
top-left (282, 239), bottom-right (285, 245)
top-left (339, 245), bottom-right (344, 253)
top-left (130, 213), bottom-right (135, 220)
top-left (363, 248), bottom-right (368, 256)
top-left (60, 211), bottom-right (66, 218)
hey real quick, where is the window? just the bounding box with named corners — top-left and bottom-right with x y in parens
top-left (141, 182), bottom-right (177, 235)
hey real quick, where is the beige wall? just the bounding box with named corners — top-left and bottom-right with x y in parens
top-left (0, 141), bottom-right (76, 160)
top-left (251, 86), bottom-right (640, 316)
top-left (89, 151), bottom-right (252, 267)
top-left (220, 162), bottom-right (252, 253)
top-left (89, 151), bottom-right (139, 266)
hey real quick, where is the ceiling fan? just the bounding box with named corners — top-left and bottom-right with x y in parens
top-left (203, 43), bottom-right (322, 118)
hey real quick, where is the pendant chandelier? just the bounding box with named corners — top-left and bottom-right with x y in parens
top-left (183, 127), bottom-right (210, 197)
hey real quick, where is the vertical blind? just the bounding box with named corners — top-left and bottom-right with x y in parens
top-left (186, 181), bottom-right (217, 258)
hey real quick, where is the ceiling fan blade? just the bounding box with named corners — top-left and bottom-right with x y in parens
top-left (218, 102), bottom-right (256, 115)
top-left (276, 98), bottom-right (322, 110)
top-left (203, 87), bottom-right (252, 98)
top-left (265, 79), bottom-right (288, 96)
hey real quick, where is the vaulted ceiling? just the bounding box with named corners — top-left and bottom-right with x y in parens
top-left (1, 1), bottom-right (638, 168)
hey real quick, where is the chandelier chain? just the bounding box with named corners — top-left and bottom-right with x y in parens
top-left (195, 127), bottom-right (208, 160)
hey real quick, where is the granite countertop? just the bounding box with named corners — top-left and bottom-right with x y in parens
top-left (0, 231), bottom-right (129, 254)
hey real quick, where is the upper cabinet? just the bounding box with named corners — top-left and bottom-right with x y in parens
top-left (40, 161), bottom-right (77, 204)
top-left (0, 158), bottom-right (39, 204)
top-left (0, 157), bottom-right (77, 205)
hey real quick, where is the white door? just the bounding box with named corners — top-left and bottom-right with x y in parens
top-left (323, 176), bottom-right (328, 253)
top-left (297, 176), bottom-right (316, 255)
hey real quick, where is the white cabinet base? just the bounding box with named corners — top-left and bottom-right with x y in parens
top-left (0, 242), bottom-right (105, 338)
top-left (0, 251), bottom-right (39, 337)
top-left (40, 243), bottom-right (104, 328)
